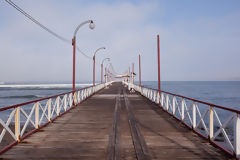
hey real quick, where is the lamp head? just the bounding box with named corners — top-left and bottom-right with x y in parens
top-left (89, 20), bottom-right (95, 30)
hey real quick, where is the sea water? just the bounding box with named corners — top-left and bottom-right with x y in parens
top-left (0, 83), bottom-right (92, 107)
top-left (140, 81), bottom-right (240, 110)
top-left (0, 81), bottom-right (240, 110)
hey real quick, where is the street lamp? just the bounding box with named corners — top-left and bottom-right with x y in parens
top-left (93, 47), bottom-right (106, 86)
top-left (105, 62), bottom-right (112, 83)
top-left (72, 20), bottom-right (95, 91)
top-left (101, 58), bottom-right (110, 83)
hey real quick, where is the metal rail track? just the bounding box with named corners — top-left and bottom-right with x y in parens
top-left (106, 91), bottom-right (121, 160)
top-left (107, 88), bottom-right (151, 160)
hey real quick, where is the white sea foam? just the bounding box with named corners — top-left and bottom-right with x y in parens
top-left (0, 83), bottom-right (93, 88)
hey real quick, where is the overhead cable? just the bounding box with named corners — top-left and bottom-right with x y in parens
top-left (5, 0), bottom-right (92, 60)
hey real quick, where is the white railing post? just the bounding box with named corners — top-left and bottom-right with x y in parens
top-left (153, 91), bottom-right (156, 103)
top-left (192, 103), bottom-right (196, 129)
top-left (35, 103), bottom-right (39, 128)
top-left (74, 92), bottom-right (77, 105)
top-left (234, 113), bottom-right (240, 158)
top-left (77, 91), bottom-right (80, 103)
top-left (56, 97), bottom-right (60, 116)
top-left (48, 99), bottom-right (52, 122)
top-left (150, 90), bottom-right (153, 101)
top-left (172, 96), bottom-right (176, 115)
top-left (83, 90), bottom-right (86, 99)
top-left (166, 94), bottom-right (169, 111)
top-left (64, 95), bottom-right (67, 111)
top-left (161, 93), bottom-right (164, 107)
top-left (70, 93), bottom-right (73, 106)
top-left (181, 99), bottom-right (185, 121)
top-left (15, 107), bottom-right (21, 142)
top-left (209, 106), bottom-right (214, 140)
top-left (81, 91), bottom-right (84, 101)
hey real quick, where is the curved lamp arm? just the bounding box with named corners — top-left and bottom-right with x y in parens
top-left (106, 62), bottom-right (112, 69)
top-left (73, 20), bottom-right (95, 37)
top-left (94, 47), bottom-right (106, 57)
top-left (102, 58), bottom-right (110, 64)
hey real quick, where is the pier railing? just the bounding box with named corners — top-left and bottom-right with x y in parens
top-left (0, 82), bottom-right (111, 154)
top-left (123, 82), bottom-right (240, 158)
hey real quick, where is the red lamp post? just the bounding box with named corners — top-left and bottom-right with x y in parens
top-left (93, 47), bottom-right (106, 86)
top-left (132, 63), bottom-right (134, 84)
top-left (101, 58), bottom-right (110, 84)
top-left (72, 20), bottom-right (95, 91)
top-left (157, 35), bottom-right (161, 93)
top-left (139, 54), bottom-right (141, 87)
top-left (128, 66), bottom-right (130, 82)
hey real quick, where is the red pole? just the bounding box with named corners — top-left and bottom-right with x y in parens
top-left (128, 67), bottom-right (130, 82)
top-left (72, 37), bottom-right (76, 91)
top-left (101, 63), bottom-right (103, 84)
top-left (139, 54), bottom-right (141, 87)
top-left (132, 63), bottom-right (134, 84)
top-left (93, 56), bottom-right (95, 86)
top-left (105, 67), bottom-right (107, 83)
top-left (157, 35), bottom-right (161, 92)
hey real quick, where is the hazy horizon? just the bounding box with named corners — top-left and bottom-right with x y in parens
top-left (1, 80), bottom-right (240, 85)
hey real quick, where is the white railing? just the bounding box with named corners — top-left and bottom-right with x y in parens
top-left (123, 81), bottom-right (240, 159)
top-left (0, 82), bottom-right (111, 154)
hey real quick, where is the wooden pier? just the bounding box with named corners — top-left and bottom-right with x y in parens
top-left (1, 82), bottom-right (232, 159)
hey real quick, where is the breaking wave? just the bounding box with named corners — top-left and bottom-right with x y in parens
top-left (0, 83), bottom-right (93, 89)
top-left (0, 95), bottom-right (45, 99)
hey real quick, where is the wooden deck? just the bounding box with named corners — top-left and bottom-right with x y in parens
top-left (1, 82), bottom-right (232, 159)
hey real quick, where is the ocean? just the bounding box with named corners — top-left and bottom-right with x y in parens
top-left (0, 81), bottom-right (239, 111)
top-left (141, 81), bottom-right (240, 110)
top-left (0, 83), bottom-right (92, 107)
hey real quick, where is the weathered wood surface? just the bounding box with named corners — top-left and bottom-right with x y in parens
top-left (1, 82), bottom-right (232, 159)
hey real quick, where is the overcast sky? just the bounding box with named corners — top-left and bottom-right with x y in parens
top-left (0, 0), bottom-right (240, 83)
